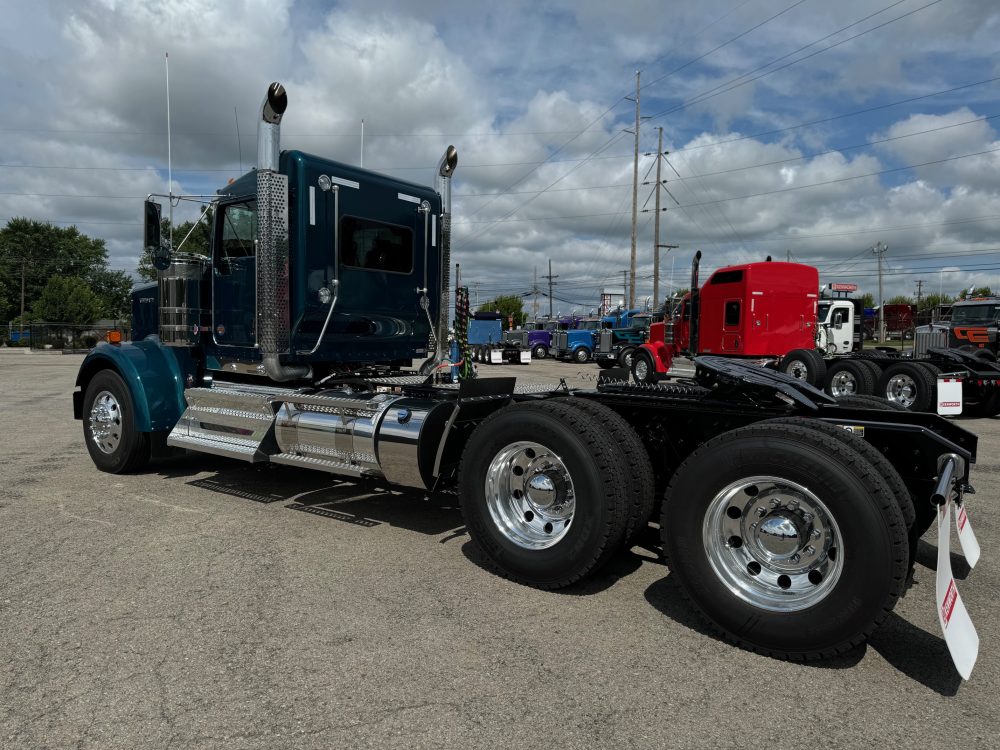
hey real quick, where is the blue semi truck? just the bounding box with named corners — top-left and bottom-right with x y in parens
top-left (469, 312), bottom-right (530, 364)
top-left (68, 82), bottom-right (985, 676)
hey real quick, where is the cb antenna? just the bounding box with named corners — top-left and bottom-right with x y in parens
top-left (234, 106), bottom-right (243, 173)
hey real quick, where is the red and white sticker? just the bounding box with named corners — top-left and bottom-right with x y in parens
top-left (955, 503), bottom-right (981, 569)
top-left (936, 500), bottom-right (979, 680)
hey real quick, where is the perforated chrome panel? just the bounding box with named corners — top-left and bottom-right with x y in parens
top-left (256, 170), bottom-right (290, 354)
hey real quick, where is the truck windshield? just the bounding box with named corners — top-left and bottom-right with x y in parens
top-left (817, 302), bottom-right (830, 322)
top-left (952, 304), bottom-right (1000, 323)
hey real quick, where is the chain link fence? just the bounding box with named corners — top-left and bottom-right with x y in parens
top-left (9, 323), bottom-right (131, 352)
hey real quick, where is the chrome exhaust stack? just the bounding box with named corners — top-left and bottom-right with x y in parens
top-left (256, 82), bottom-right (310, 382)
top-left (420, 146), bottom-right (458, 374)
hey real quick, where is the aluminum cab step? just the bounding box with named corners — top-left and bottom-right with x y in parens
top-left (167, 385), bottom-right (285, 462)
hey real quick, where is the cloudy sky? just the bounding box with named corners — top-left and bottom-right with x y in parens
top-left (2, 0), bottom-right (999, 312)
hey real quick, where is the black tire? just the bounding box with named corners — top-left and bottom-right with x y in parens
top-left (834, 394), bottom-right (907, 412)
top-left (857, 358), bottom-right (882, 382)
top-left (459, 400), bottom-right (630, 589)
top-left (661, 423), bottom-right (908, 660)
top-left (617, 347), bottom-right (635, 370)
top-left (804, 349), bottom-right (829, 388)
top-left (559, 398), bottom-right (656, 545)
top-left (877, 362), bottom-right (936, 411)
top-left (597, 359), bottom-right (618, 370)
top-left (824, 360), bottom-right (875, 397)
top-left (779, 348), bottom-right (826, 387)
top-left (532, 344), bottom-right (547, 360)
top-left (631, 349), bottom-right (661, 385)
top-left (573, 347), bottom-right (590, 364)
top-left (82, 369), bottom-right (151, 474)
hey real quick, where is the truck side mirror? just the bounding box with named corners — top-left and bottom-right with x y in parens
top-left (144, 200), bottom-right (171, 270)
top-left (833, 311), bottom-right (844, 326)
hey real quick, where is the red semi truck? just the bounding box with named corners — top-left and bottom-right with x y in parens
top-left (632, 252), bottom-right (821, 383)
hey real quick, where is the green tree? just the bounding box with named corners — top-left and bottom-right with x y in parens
top-left (959, 286), bottom-right (993, 300)
top-left (860, 292), bottom-right (875, 308)
top-left (0, 218), bottom-right (130, 323)
top-left (886, 295), bottom-right (914, 305)
top-left (137, 209), bottom-right (214, 282)
top-left (89, 268), bottom-right (134, 319)
top-left (917, 293), bottom-right (954, 311)
top-left (31, 276), bottom-right (101, 324)
top-left (479, 294), bottom-right (526, 330)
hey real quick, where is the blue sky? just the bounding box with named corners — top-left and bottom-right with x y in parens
top-left (1, 0), bottom-right (999, 309)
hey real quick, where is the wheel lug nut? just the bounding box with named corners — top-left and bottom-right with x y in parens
top-left (770, 498), bottom-right (780, 507)
top-left (803, 512), bottom-right (814, 522)
top-left (756, 507), bottom-right (767, 517)
top-left (804, 545), bottom-right (815, 555)
top-left (788, 499), bottom-right (799, 509)
top-left (811, 529), bottom-right (821, 539)
top-left (790, 553), bottom-right (800, 563)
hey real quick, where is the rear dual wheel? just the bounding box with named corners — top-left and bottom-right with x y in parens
top-left (878, 361), bottom-right (938, 411)
top-left (459, 400), bottom-right (636, 588)
top-left (824, 359), bottom-right (875, 397)
top-left (661, 422), bottom-right (907, 659)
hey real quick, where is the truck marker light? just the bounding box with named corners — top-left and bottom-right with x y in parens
top-left (105, 330), bottom-right (122, 344)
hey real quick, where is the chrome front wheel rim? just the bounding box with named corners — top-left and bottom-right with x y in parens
top-left (485, 441), bottom-right (576, 550)
top-left (702, 476), bottom-right (843, 612)
top-left (635, 357), bottom-right (649, 381)
top-left (89, 390), bottom-right (123, 455)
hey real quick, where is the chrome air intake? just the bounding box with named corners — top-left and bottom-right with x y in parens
top-left (256, 82), bottom-right (310, 382)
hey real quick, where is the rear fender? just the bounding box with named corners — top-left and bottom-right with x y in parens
top-left (73, 339), bottom-right (191, 432)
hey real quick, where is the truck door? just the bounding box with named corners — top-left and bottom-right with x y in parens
top-left (722, 298), bottom-right (741, 352)
top-left (212, 198), bottom-right (257, 349)
top-left (830, 302), bottom-right (854, 353)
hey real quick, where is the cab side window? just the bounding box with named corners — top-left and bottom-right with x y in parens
top-left (341, 216), bottom-right (413, 274)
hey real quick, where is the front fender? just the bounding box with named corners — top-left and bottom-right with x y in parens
top-left (641, 341), bottom-right (673, 373)
top-left (73, 339), bottom-right (191, 432)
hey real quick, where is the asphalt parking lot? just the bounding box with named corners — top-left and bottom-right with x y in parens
top-left (1, 350), bottom-right (997, 749)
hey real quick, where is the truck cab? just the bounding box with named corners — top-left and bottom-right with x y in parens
top-left (816, 299), bottom-right (860, 354)
top-left (553, 317), bottom-right (602, 362)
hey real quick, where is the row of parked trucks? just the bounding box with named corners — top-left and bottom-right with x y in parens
top-left (74, 82), bottom-right (982, 678)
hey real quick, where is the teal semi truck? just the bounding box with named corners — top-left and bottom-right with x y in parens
top-left (70, 82), bottom-right (984, 677)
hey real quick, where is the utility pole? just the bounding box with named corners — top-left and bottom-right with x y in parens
top-left (872, 241), bottom-right (888, 342)
top-left (20, 259), bottom-right (26, 342)
top-left (543, 259), bottom-right (558, 318)
top-left (626, 70), bottom-right (641, 310)
top-left (471, 281), bottom-right (481, 309)
top-left (622, 270), bottom-right (628, 308)
top-left (532, 266), bottom-right (539, 320)
top-left (652, 127), bottom-right (663, 309)
top-left (915, 279), bottom-right (924, 308)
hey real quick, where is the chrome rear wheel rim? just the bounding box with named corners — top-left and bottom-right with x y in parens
top-left (485, 441), bottom-right (575, 550)
top-left (703, 476), bottom-right (843, 612)
top-left (885, 373), bottom-right (917, 408)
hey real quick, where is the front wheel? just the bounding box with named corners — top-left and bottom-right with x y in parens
top-left (631, 349), bottom-right (660, 384)
top-left (573, 347), bottom-right (590, 363)
top-left (531, 344), bottom-right (547, 360)
top-left (662, 422), bottom-right (907, 660)
top-left (82, 369), bottom-right (151, 473)
top-left (617, 347), bottom-right (635, 370)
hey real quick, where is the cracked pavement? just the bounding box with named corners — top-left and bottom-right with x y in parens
top-left (0, 351), bottom-right (997, 749)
